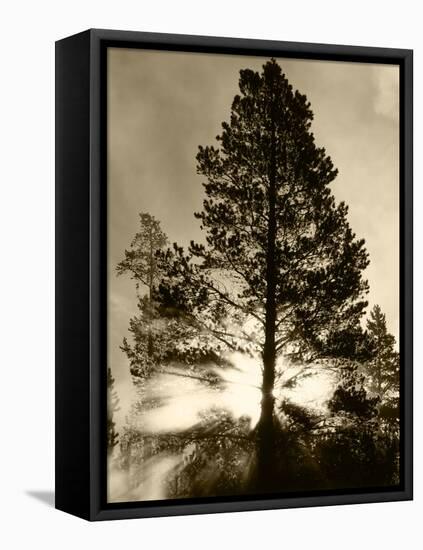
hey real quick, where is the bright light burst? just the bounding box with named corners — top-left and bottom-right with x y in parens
top-left (132, 352), bottom-right (334, 435)
top-left (109, 353), bottom-right (336, 501)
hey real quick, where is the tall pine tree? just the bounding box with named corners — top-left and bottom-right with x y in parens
top-left (365, 304), bottom-right (399, 403)
top-left (117, 213), bottom-right (168, 380)
top-left (117, 213), bottom-right (227, 383)
top-left (158, 60), bottom-right (370, 487)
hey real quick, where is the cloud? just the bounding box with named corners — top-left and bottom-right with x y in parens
top-left (373, 65), bottom-right (399, 121)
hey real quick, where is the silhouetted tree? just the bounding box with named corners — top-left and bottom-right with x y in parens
top-left (117, 213), bottom-right (169, 381)
top-left (118, 213), bottom-right (235, 386)
top-left (365, 305), bottom-right (399, 401)
top-left (107, 368), bottom-right (120, 453)
top-left (117, 213), bottom-right (168, 295)
top-left (315, 363), bottom-right (399, 488)
top-left (158, 59), bottom-right (370, 488)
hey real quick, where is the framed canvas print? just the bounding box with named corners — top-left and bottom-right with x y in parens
top-left (55, 29), bottom-right (413, 521)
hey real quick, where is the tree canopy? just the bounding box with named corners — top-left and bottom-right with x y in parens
top-left (159, 59), bottom-right (369, 365)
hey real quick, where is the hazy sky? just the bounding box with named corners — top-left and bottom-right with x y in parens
top-left (107, 47), bottom-right (399, 392)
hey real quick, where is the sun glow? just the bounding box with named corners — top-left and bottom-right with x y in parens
top-left (128, 353), bottom-right (334, 436)
top-left (108, 353), bottom-right (336, 502)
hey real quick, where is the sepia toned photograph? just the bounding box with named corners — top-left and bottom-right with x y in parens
top-left (106, 47), bottom-right (400, 504)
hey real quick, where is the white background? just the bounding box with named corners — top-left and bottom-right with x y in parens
top-left (0, 1), bottom-right (420, 548)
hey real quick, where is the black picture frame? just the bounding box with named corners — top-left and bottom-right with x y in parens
top-left (55, 28), bottom-right (413, 521)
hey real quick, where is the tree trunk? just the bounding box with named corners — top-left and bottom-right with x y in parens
top-left (255, 86), bottom-right (278, 490)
